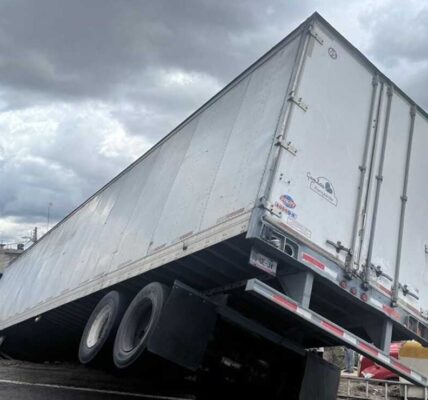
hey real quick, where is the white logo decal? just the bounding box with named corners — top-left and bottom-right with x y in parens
top-left (307, 172), bottom-right (338, 206)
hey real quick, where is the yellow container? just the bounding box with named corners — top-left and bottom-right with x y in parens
top-left (399, 341), bottom-right (428, 399)
top-left (399, 341), bottom-right (428, 360)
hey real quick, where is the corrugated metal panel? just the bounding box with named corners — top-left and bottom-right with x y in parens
top-left (0, 33), bottom-right (300, 327)
top-left (112, 121), bottom-right (197, 268)
top-left (201, 39), bottom-right (300, 230)
top-left (149, 75), bottom-right (249, 250)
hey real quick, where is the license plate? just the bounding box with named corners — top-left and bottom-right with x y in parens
top-left (249, 248), bottom-right (278, 276)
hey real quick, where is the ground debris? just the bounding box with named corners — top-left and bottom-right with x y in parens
top-left (338, 377), bottom-right (403, 400)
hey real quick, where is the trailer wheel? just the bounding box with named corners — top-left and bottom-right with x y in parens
top-left (113, 282), bottom-right (169, 369)
top-left (79, 290), bottom-right (127, 364)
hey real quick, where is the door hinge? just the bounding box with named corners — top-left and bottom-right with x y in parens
top-left (275, 138), bottom-right (298, 156)
top-left (308, 25), bottom-right (324, 45)
top-left (288, 94), bottom-right (308, 112)
top-left (258, 197), bottom-right (281, 218)
top-left (327, 240), bottom-right (353, 279)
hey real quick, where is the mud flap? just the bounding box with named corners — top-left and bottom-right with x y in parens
top-left (147, 281), bottom-right (217, 370)
top-left (299, 353), bottom-right (340, 400)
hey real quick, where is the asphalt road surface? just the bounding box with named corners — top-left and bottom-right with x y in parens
top-left (0, 359), bottom-right (193, 400)
top-left (0, 381), bottom-right (189, 400)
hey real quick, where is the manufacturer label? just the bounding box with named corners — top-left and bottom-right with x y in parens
top-left (273, 193), bottom-right (298, 220)
top-left (249, 248), bottom-right (278, 276)
top-left (307, 172), bottom-right (338, 206)
top-left (274, 201), bottom-right (297, 219)
top-left (279, 194), bottom-right (296, 209)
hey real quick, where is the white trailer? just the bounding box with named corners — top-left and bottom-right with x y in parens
top-left (1, 12), bottom-right (428, 398)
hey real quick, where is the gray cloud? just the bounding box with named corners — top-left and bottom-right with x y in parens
top-left (1, 0), bottom-right (428, 244)
top-left (358, 0), bottom-right (428, 107)
top-left (0, 0), bottom-right (305, 107)
top-left (360, 3), bottom-right (428, 66)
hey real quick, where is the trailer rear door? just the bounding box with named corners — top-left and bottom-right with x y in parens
top-left (267, 21), bottom-right (376, 264)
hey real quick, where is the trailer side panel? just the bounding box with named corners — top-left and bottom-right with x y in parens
top-left (0, 36), bottom-right (301, 328)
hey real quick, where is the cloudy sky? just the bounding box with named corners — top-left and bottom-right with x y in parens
top-left (0, 0), bottom-right (427, 245)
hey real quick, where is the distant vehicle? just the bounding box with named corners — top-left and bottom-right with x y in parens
top-left (359, 342), bottom-right (402, 380)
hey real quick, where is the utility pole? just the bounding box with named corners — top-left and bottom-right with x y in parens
top-left (22, 227), bottom-right (38, 245)
top-left (47, 202), bottom-right (53, 232)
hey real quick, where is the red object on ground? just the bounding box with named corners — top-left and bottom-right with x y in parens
top-left (359, 342), bottom-right (402, 380)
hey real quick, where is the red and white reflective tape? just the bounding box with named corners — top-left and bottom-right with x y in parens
top-left (377, 283), bottom-right (392, 296)
top-left (301, 252), bottom-right (337, 279)
top-left (369, 296), bottom-right (401, 320)
top-left (321, 320), bottom-right (344, 337)
top-left (246, 279), bottom-right (428, 387)
top-left (272, 295), bottom-right (298, 313)
top-left (382, 304), bottom-right (400, 320)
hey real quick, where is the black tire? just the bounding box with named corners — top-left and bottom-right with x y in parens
top-left (79, 290), bottom-right (127, 365)
top-left (113, 282), bottom-right (169, 369)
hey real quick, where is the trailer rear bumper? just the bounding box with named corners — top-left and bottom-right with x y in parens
top-left (247, 217), bottom-right (428, 350)
top-left (246, 278), bottom-right (428, 387)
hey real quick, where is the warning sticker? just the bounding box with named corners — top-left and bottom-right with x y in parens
top-left (275, 193), bottom-right (298, 220)
top-left (286, 217), bottom-right (312, 239)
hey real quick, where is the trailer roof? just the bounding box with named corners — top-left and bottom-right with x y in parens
top-left (12, 12), bottom-right (428, 261)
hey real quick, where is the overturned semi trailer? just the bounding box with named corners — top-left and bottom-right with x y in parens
top-left (1, 12), bottom-right (428, 399)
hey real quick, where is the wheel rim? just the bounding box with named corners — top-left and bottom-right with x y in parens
top-left (86, 305), bottom-right (112, 348)
top-left (122, 299), bottom-right (153, 353)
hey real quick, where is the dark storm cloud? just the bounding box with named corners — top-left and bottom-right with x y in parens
top-left (0, 0), bottom-right (310, 244)
top-left (0, 0), bottom-right (306, 107)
